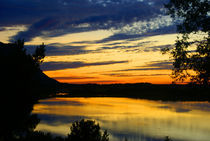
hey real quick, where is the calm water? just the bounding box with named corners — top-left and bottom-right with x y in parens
top-left (32, 97), bottom-right (210, 141)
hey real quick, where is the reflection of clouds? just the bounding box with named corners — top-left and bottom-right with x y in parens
top-left (163, 101), bottom-right (210, 113)
top-left (174, 108), bottom-right (191, 113)
top-left (41, 100), bottom-right (85, 106)
top-left (37, 114), bottom-right (86, 126)
top-left (33, 98), bottom-right (210, 141)
top-left (158, 106), bottom-right (192, 113)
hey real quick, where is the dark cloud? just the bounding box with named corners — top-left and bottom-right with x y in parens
top-left (96, 33), bottom-right (144, 43)
top-left (46, 44), bottom-right (89, 56)
top-left (145, 60), bottom-right (173, 68)
top-left (100, 45), bottom-right (140, 51)
top-left (118, 60), bottom-right (173, 72)
top-left (95, 25), bottom-right (176, 43)
top-left (143, 44), bottom-right (173, 52)
top-left (98, 41), bottom-right (157, 52)
top-left (0, 0), bottom-right (172, 41)
top-left (52, 76), bottom-right (97, 80)
top-left (25, 43), bottom-right (90, 56)
top-left (41, 60), bottom-right (129, 71)
top-left (70, 41), bottom-right (95, 44)
top-left (103, 73), bottom-right (169, 77)
top-left (0, 27), bottom-right (6, 31)
top-left (71, 80), bottom-right (120, 84)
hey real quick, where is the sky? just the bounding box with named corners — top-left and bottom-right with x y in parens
top-left (0, 0), bottom-right (180, 84)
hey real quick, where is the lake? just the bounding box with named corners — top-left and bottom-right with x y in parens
top-left (32, 97), bottom-right (210, 141)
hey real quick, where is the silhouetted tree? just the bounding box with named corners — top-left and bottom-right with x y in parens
top-left (162, 0), bottom-right (209, 85)
top-left (21, 131), bottom-right (64, 141)
top-left (32, 43), bottom-right (46, 68)
top-left (164, 136), bottom-right (172, 141)
top-left (0, 40), bottom-right (47, 141)
top-left (66, 119), bottom-right (109, 141)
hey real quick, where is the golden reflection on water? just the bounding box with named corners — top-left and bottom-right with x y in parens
top-left (33, 98), bottom-right (210, 141)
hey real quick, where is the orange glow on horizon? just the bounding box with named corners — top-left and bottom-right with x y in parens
top-left (44, 70), bottom-right (173, 84)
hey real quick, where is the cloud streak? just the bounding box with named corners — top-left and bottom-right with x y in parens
top-left (52, 76), bottom-right (97, 80)
top-left (118, 60), bottom-right (173, 72)
top-left (103, 73), bottom-right (169, 77)
top-left (42, 60), bottom-right (129, 71)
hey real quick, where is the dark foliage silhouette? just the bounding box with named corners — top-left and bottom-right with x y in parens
top-left (19, 131), bottom-right (64, 141)
top-left (164, 136), bottom-right (172, 141)
top-left (66, 119), bottom-right (109, 141)
top-left (162, 0), bottom-right (209, 85)
top-left (0, 40), bottom-right (56, 141)
top-left (8, 119), bottom-right (109, 141)
top-left (32, 43), bottom-right (46, 68)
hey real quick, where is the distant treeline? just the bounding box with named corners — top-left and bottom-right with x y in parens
top-left (58, 83), bottom-right (210, 101)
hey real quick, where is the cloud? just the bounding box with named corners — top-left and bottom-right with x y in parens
top-left (95, 25), bottom-right (176, 43)
top-left (143, 44), bottom-right (173, 52)
top-left (118, 60), bottom-right (173, 72)
top-left (46, 43), bottom-right (90, 56)
top-left (0, 27), bottom-right (6, 31)
top-left (103, 73), bottom-right (169, 77)
top-left (96, 33), bottom-right (143, 43)
top-left (96, 41), bottom-right (159, 53)
top-left (52, 76), bottom-right (97, 80)
top-left (100, 45), bottom-right (141, 51)
top-left (70, 80), bottom-right (120, 84)
top-left (25, 43), bottom-right (91, 56)
top-left (25, 42), bottom-right (173, 57)
top-left (41, 60), bottom-right (129, 71)
top-left (0, 0), bottom-right (173, 42)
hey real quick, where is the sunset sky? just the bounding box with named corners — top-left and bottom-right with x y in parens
top-left (0, 0), bottom-right (180, 84)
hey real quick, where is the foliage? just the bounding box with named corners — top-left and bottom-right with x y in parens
top-left (164, 136), bottom-right (173, 141)
top-left (11, 119), bottom-right (109, 141)
top-left (0, 39), bottom-right (48, 94)
top-left (0, 40), bottom-right (46, 141)
top-left (20, 131), bottom-right (64, 141)
top-left (32, 43), bottom-right (46, 68)
top-left (66, 119), bottom-right (109, 141)
top-left (165, 0), bottom-right (209, 33)
top-left (163, 0), bottom-right (210, 85)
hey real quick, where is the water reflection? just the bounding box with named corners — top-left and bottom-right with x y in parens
top-left (32, 98), bottom-right (210, 141)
